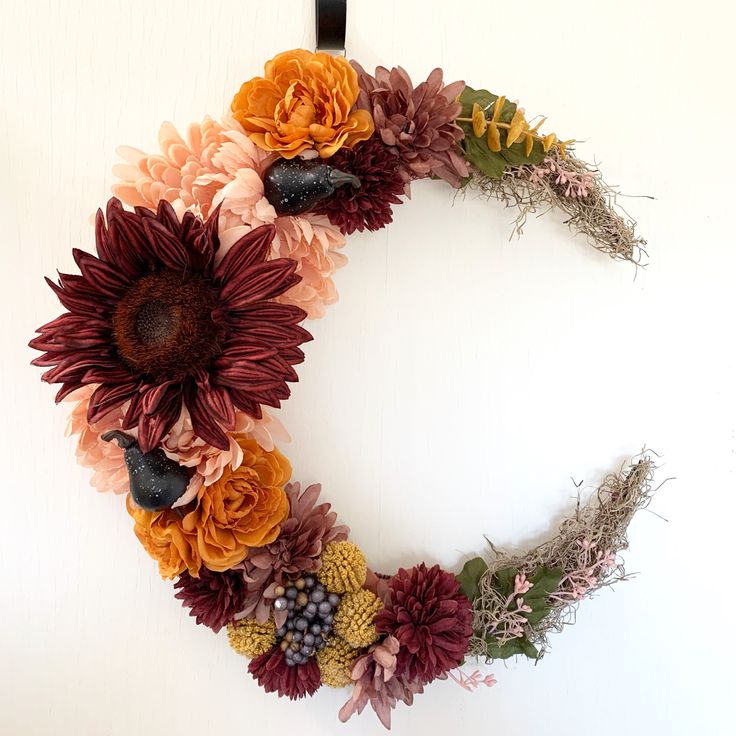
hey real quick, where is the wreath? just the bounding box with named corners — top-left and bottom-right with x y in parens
top-left (29, 46), bottom-right (655, 729)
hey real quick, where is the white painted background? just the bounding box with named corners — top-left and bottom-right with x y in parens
top-left (1, 1), bottom-right (733, 733)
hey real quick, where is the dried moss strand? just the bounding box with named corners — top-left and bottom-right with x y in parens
top-left (467, 455), bottom-right (657, 660)
top-left (465, 149), bottom-right (648, 265)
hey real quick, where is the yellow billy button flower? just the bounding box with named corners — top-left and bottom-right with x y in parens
top-left (316, 637), bottom-right (361, 688)
top-left (318, 541), bottom-right (367, 594)
top-left (333, 588), bottom-right (383, 648)
top-left (227, 618), bottom-right (277, 658)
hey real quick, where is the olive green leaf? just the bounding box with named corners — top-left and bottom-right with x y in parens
top-left (456, 556), bottom-right (489, 601)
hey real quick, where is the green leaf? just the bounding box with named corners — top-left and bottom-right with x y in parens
top-left (459, 86), bottom-right (516, 123)
top-left (501, 138), bottom-right (546, 166)
top-left (460, 127), bottom-right (507, 178)
top-left (485, 635), bottom-right (539, 661)
top-left (493, 566), bottom-right (519, 597)
top-left (458, 85), bottom-right (546, 173)
top-left (456, 557), bottom-right (488, 601)
top-left (521, 566), bottom-right (564, 625)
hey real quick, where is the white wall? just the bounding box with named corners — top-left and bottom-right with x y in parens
top-left (1, 1), bottom-right (733, 734)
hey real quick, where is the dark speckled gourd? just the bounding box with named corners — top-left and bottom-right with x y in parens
top-left (101, 430), bottom-right (190, 511)
top-left (263, 157), bottom-right (361, 215)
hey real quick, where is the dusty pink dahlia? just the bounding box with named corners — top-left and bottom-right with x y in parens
top-left (339, 635), bottom-right (424, 729)
top-left (352, 63), bottom-right (469, 189)
top-left (249, 647), bottom-right (321, 700)
top-left (375, 563), bottom-right (473, 685)
top-left (237, 482), bottom-right (349, 623)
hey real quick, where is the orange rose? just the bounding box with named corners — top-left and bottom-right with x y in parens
top-left (128, 437), bottom-right (291, 578)
top-left (231, 48), bottom-right (374, 158)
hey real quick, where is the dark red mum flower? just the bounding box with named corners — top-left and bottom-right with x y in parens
top-left (173, 567), bottom-right (248, 633)
top-left (30, 198), bottom-right (311, 452)
top-left (314, 138), bottom-right (405, 235)
top-left (248, 647), bottom-right (321, 700)
top-left (375, 563), bottom-right (473, 685)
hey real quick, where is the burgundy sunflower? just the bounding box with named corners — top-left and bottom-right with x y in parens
top-left (30, 198), bottom-right (311, 452)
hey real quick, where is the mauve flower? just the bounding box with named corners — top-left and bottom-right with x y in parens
top-left (248, 647), bottom-right (321, 700)
top-left (352, 63), bottom-right (469, 190)
top-left (338, 635), bottom-right (424, 729)
top-left (375, 563), bottom-right (473, 685)
top-left (173, 567), bottom-right (248, 633)
top-left (30, 199), bottom-right (310, 453)
top-left (236, 482), bottom-right (349, 624)
top-left (315, 138), bottom-right (405, 235)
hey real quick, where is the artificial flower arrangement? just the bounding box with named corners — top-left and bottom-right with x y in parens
top-left (30, 49), bottom-right (652, 729)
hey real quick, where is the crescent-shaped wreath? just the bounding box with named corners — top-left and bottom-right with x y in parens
top-left (29, 47), bottom-right (656, 729)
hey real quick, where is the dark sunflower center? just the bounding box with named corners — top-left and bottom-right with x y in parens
top-left (135, 299), bottom-right (176, 346)
top-left (112, 270), bottom-right (222, 378)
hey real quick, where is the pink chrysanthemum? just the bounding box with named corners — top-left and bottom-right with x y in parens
top-left (113, 120), bottom-right (346, 319)
top-left (65, 386), bottom-right (288, 495)
top-left (236, 482), bottom-right (349, 623)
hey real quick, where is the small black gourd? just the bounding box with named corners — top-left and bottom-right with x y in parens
top-left (263, 157), bottom-right (360, 215)
top-left (101, 430), bottom-right (190, 511)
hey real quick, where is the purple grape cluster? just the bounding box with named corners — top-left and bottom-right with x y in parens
top-left (273, 575), bottom-right (341, 667)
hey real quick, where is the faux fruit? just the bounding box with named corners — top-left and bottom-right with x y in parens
top-left (263, 157), bottom-right (360, 215)
top-left (101, 430), bottom-right (190, 511)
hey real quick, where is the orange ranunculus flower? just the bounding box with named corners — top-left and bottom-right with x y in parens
top-left (128, 437), bottom-right (291, 578)
top-left (231, 49), bottom-right (374, 159)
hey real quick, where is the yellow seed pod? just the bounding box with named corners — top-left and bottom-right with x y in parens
top-left (471, 102), bottom-right (488, 138)
top-left (525, 133), bottom-right (534, 157)
top-left (318, 541), bottom-right (367, 594)
top-left (227, 618), bottom-right (276, 658)
top-left (506, 108), bottom-right (528, 147)
top-left (333, 588), bottom-right (383, 648)
top-left (491, 95), bottom-right (506, 123)
top-left (487, 122), bottom-right (501, 152)
top-left (542, 132), bottom-right (557, 152)
top-left (316, 637), bottom-right (361, 688)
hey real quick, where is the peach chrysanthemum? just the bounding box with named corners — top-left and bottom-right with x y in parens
top-left (65, 386), bottom-right (129, 494)
top-left (111, 116), bottom-right (228, 219)
top-left (162, 407), bottom-right (289, 487)
top-left (65, 386), bottom-right (288, 497)
top-left (113, 120), bottom-right (347, 320)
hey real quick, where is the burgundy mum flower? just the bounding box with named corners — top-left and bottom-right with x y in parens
top-left (375, 563), bottom-right (473, 685)
top-left (314, 138), bottom-right (405, 235)
top-left (30, 198), bottom-right (311, 452)
top-left (248, 647), bottom-right (321, 700)
top-left (173, 567), bottom-right (248, 633)
top-left (352, 63), bottom-right (469, 188)
top-left (238, 482), bottom-right (349, 623)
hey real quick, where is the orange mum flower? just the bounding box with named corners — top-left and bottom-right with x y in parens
top-left (231, 49), bottom-right (374, 159)
top-left (128, 437), bottom-right (291, 578)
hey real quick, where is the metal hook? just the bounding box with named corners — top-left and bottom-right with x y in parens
top-left (315, 0), bottom-right (347, 56)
